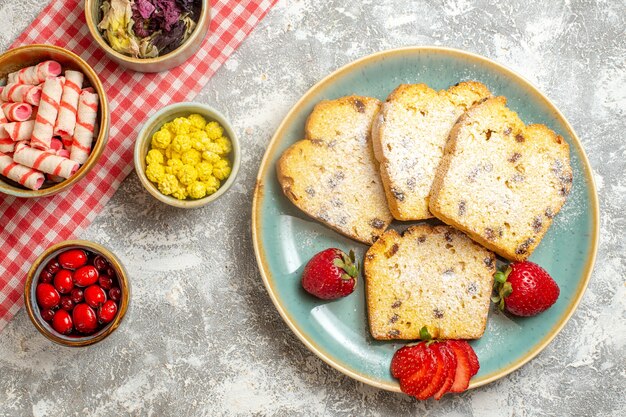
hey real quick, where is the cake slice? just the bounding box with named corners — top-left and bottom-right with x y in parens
top-left (277, 96), bottom-right (393, 244)
top-left (364, 225), bottom-right (496, 340)
top-left (429, 97), bottom-right (573, 261)
top-left (371, 82), bottom-right (491, 221)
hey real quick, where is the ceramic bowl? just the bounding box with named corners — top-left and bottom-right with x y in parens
top-left (0, 44), bottom-right (110, 198)
top-left (134, 102), bottom-right (240, 208)
top-left (84, 0), bottom-right (210, 73)
top-left (24, 240), bottom-right (130, 347)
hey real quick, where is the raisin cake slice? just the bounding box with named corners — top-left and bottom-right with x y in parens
top-left (277, 96), bottom-right (393, 245)
top-left (429, 96), bottom-right (573, 261)
top-left (364, 225), bottom-right (495, 340)
top-left (371, 82), bottom-right (491, 221)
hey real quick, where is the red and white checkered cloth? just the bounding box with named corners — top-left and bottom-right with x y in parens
top-left (0, 0), bottom-right (277, 332)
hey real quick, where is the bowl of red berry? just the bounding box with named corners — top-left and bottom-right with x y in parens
top-left (24, 240), bottom-right (129, 347)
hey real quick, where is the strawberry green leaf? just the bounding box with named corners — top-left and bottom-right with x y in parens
top-left (419, 326), bottom-right (432, 341)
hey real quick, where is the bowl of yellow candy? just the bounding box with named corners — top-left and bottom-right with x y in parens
top-left (134, 102), bottom-right (240, 208)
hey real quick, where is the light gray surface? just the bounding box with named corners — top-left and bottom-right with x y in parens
top-left (1, 0), bottom-right (625, 416)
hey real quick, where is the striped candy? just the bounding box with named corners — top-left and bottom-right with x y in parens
top-left (0, 151), bottom-right (45, 190)
top-left (31, 76), bottom-right (64, 150)
top-left (70, 91), bottom-right (98, 165)
top-left (1, 102), bottom-right (33, 122)
top-left (1, 121), bottom-right (35, 141)
top-left (54, 70), bottom-right (84, 140)
top-left (7, 60), bottom-right (62, 85)
top-left (0, 83), bottom-right (42, 105)
top-left (13, 143), bottom-right (79, 179)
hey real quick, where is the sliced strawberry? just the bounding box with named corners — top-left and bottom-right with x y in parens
top-left (397, 345), bottom-right (436, 397)
top-left (415, 344), bottom-right (447, 400)
top-left (447, 340), bottom-right (472, 393)
top-left (459, 341), bottom-right (480, 377)
top-left (391, 343), bottom-right (427, 379)
top-left (433, 342), bottom-right (457, 400)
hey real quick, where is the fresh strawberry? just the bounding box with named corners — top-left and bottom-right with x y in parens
top-left (433, 343), bottom-right (457, 400)
top-left (301, 248), bottom-right (359, 300)
top-left (391, 328), bottom-right (481, 400)
top-left (446, 340), bottom-right (472, 393)
top-left (395, 346), bottom-right (436, 397)
top-left (492, 261), bottom-right (560, 317)
top-left (414, 344), bottom-right (447, 400)
top-left (459, 341), bottom-right (480, 377)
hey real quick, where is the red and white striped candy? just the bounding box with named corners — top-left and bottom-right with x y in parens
top-left (0, 83), bottom-right (42, 105)
top-left (54, 70), bottom-right (84, 139)
top-left (70, 91), bottom-right (98, 165)
top-left (0, 151), bottom-right (45, 190)
top-left (13, 143), bottom-right (78, 179)
top-left (7, 60), bottom-right (62, 85)
top-left (0, 106), bottom-right (15, 152)
top-left (31, 76), bottom-right (64, 150)
top-left (1, 102), bottom-right (33, 122)
top-left (1, 121), bottom-right (35, 141)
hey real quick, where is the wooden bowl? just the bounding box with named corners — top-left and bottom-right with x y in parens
top-left (0, 44), bottom-right (110, 198)
top-left (24, 240), bottom-right (130, 347)
top-left (84, 0), bottom-right (210, 73)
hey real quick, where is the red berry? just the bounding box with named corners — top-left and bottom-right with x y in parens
top-left (93, 255), bottom-right (109, 271)
top-left (53, 269), bottom-right (74, 294)
top-left (52, 309), bottom-right (73, 334)
top-left (84, 285), bottom-right (107, 308)
top-left (39, 270), bottom-right (53, 283)
top-left (109, 287), bottom-right (121, 302)
top-left (301, 248), bottom-right (359, 300)
top-left (45, 258), bottom-right (61, 274)
top-left (74, 265), bottom-right (99, 287)
top-left (36, 283), bottom-right (60, 309)
top-left (98, 274), bottom-right (113, 290)
top-left (106, 266), bottom-right (116, 278)
top-left (58, 249), bottom-right (88, 269)
top-left (98, 300), bottom-right (118, 324)
top-left (72, 304), bottom-right (97, 334)
top-left (60, 296), bottom-right (74, 311)
top-left (70, 288), bottom-right (84, 304)
top-left (433, 342), bottom-right (458, 400)
top-left (41, 308), bottom-right (55, 322)
top-left (493, 261), bottom-right (560, 317)
top-left (446, 340), bottom-right (472, 394)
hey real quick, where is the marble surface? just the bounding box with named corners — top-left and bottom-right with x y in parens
top-left (1, 0), bottom-right (625, 416)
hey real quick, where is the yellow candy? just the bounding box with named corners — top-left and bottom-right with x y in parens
top-left (214, 137), bottom-right (232, 155)
top-left (169, 117), bottom-right (193, 135)
top-left (205, 121), bottom-right (223, 140)
top-left (196, 161), bottom-right (214, 182)
top-left (146, 149), bottom-right (165, 165)
top-left (147, 116), bottom-right (231, 200)
top-left (204, 176), bottom-right (221, 195)
top-left (181, 149), bottom-right (201, 166)
top-left (151, 129), bottom-right (173, 149)
top-left (202, 150), bottom-right (221, 164)
top-left (172, 186), bottom-right (188, 200)
top-left (170, 134), bottom-right (192, 153)
top-left (187, 181), bottom-right (207, 199)
top-left (177, 164), bottom-right (198, 185)
top-left (158, 174), bottom-right (179, 196)
top-left (146, 163), bottom-right (165, 183)
top-left (188, 114), bottom-right (207, 130)
top-left (212, 159), bottom-right (231, 181)
top-left (190, 131), bottom-right (209, 151)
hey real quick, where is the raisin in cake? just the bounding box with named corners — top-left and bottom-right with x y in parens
top-left (371, 82), bottom-right (491, 221)
top-left (277, 96), bottom-right (393, 244)
top-left (364, 225), bottom-right (495, 340)
top-left (429, 96), bottom-right (573, 261)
